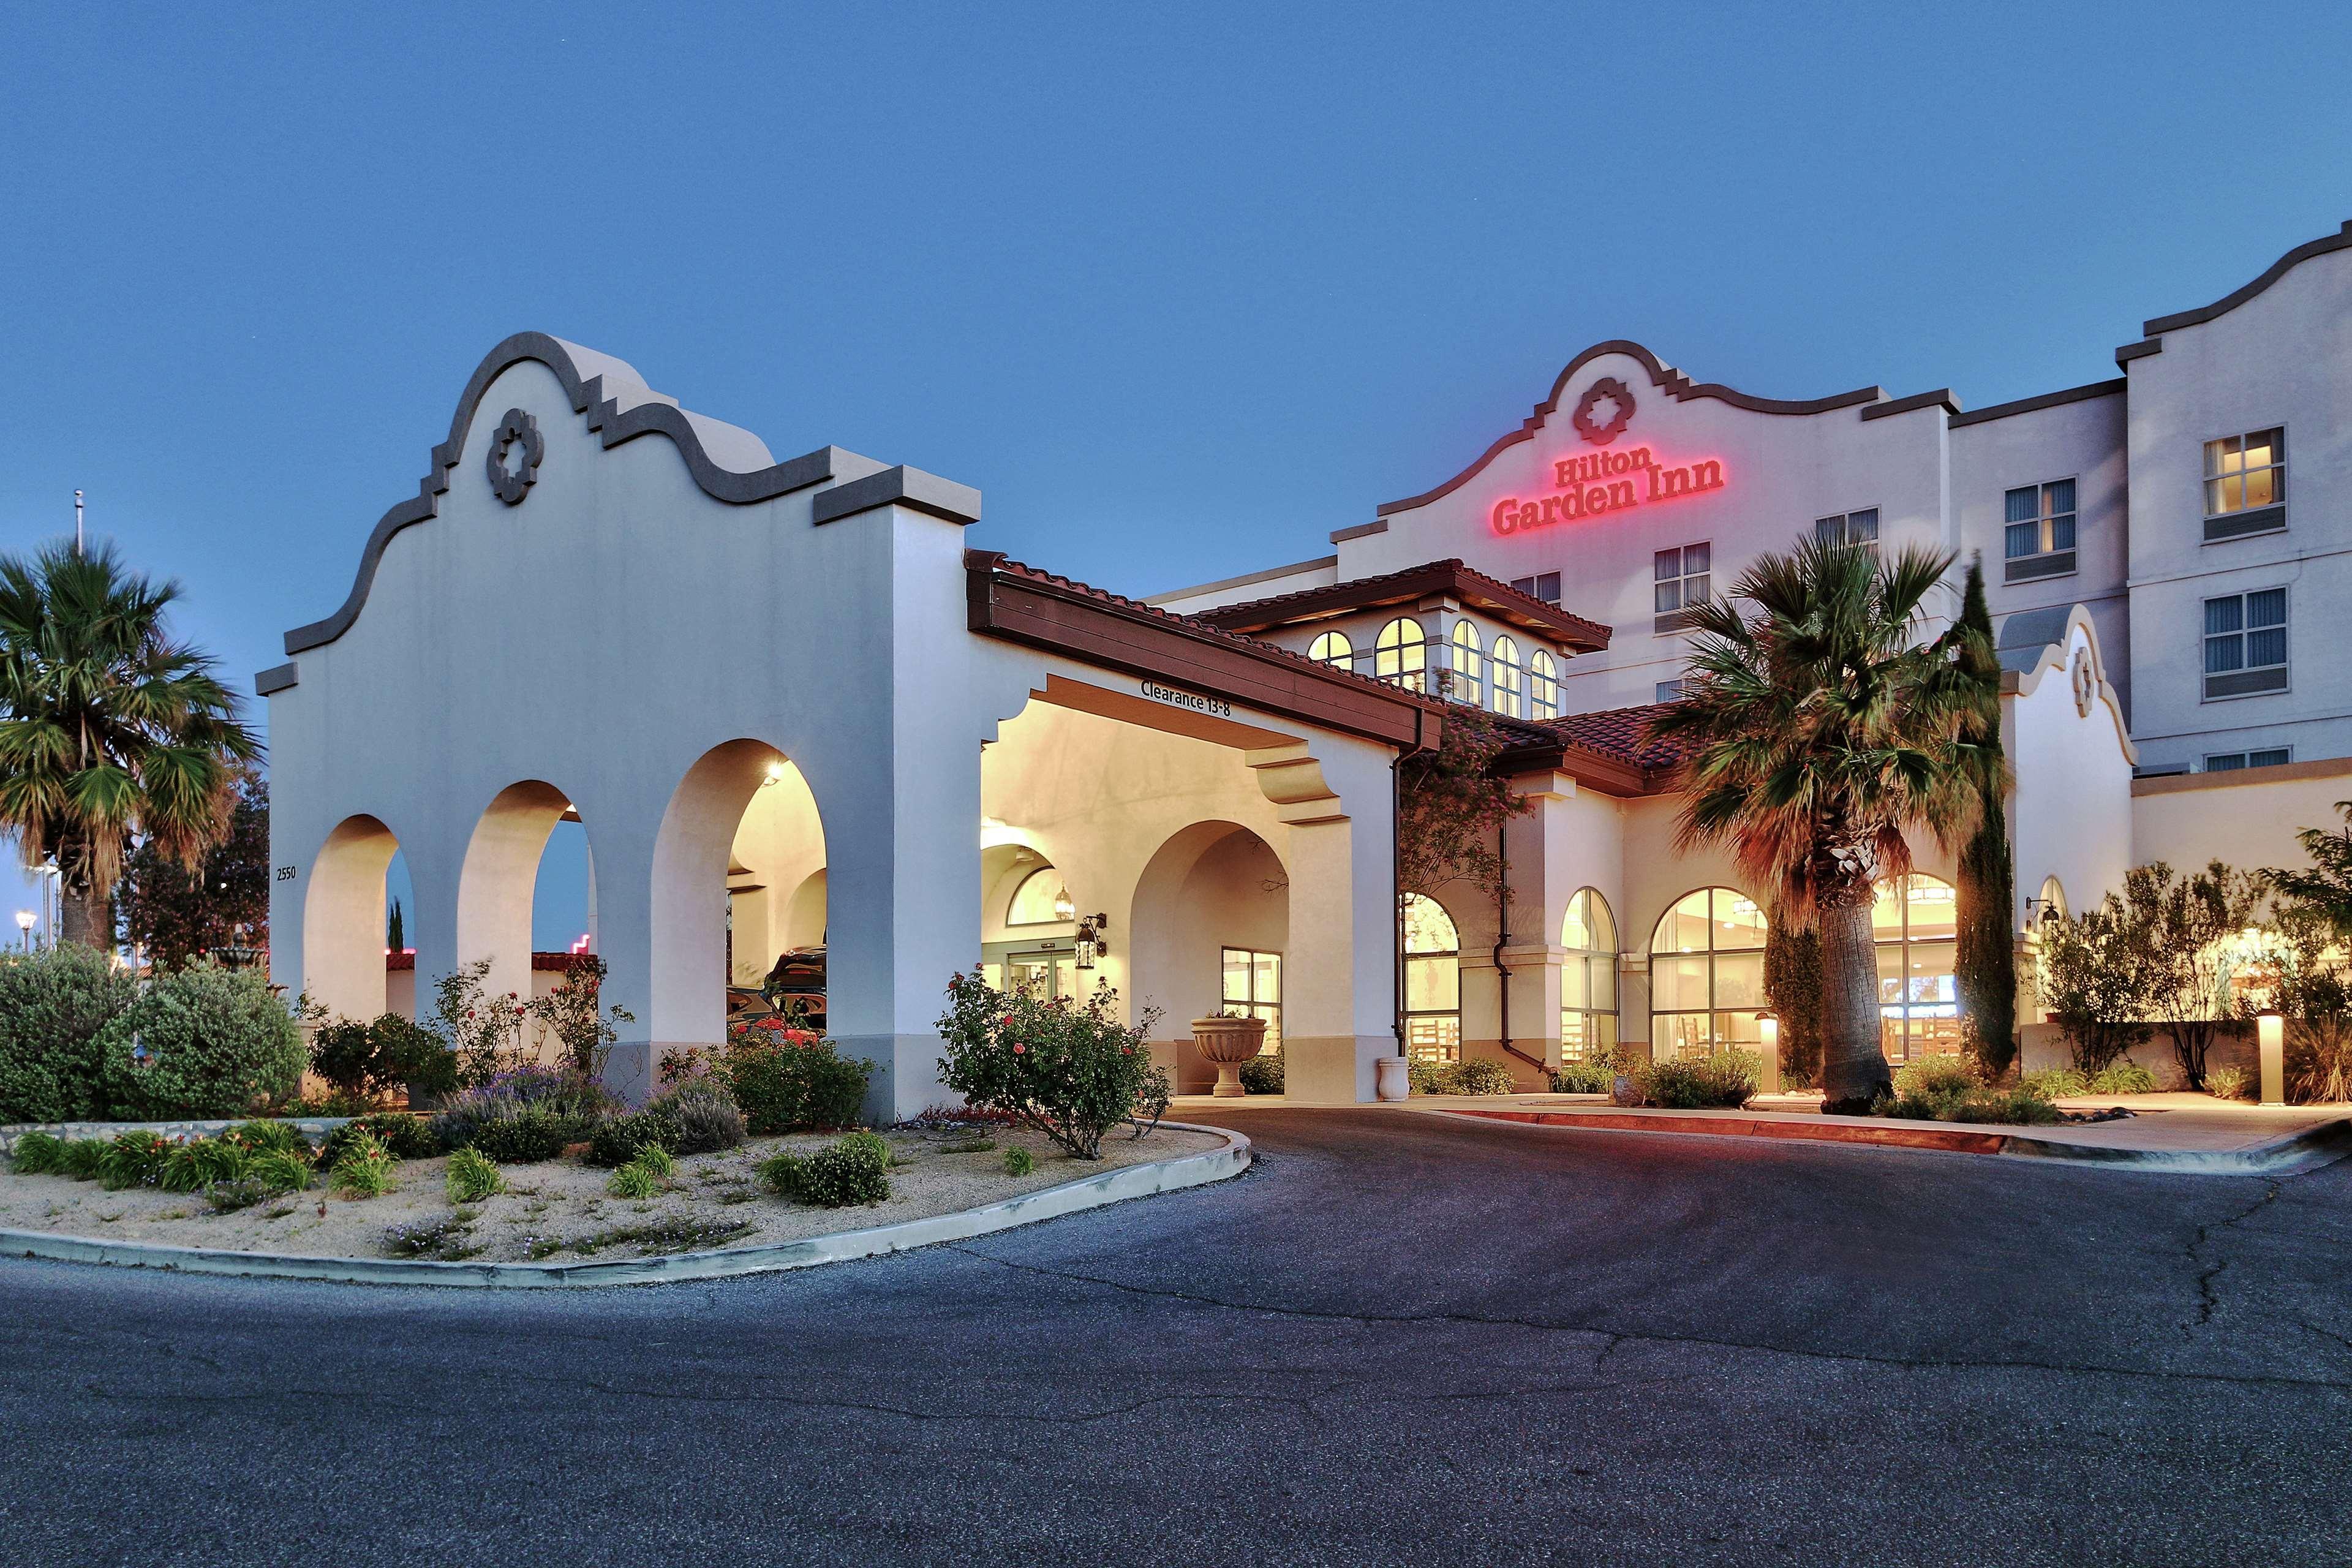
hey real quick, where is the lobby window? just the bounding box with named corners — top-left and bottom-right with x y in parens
top-left (1402, 894), bottom-right (1461, 1062)
top-left (1006, 866), bottom-right (1073, 926)
top-left (1491, 635), bottom-right (1523, 717)
top-left (1510, 571), bottom-right (1562, 606)
top-left (2203, 428), bottom-right (2286, 541)
top-left (1308, 630), bottom-right (1354, 671)
top-left (1373, 617), bottom-right (1427, 692)
top-left (1220, 947), bottom-right (1283, 1053)
top-left (1814, 508), bottom-right (1879, 557)
top-left (1654, 543), bottom-right (1711, 633)
top-left (2203, 588), bottom-right (2288, 699)
top-left (1649, 888), bottom-right (1767, 1058)
top-left (1874, 874), bottom-right (1959, 1063)
top-left (1528, 650), bottom-right (1560, 720)
top-left (2204, 747), bottom-right (2291, 772)
top-left (1560, 888), bottom-right (1619, 1064)
top-left (1449, 621), bottom-right (1485, 705)
top-left (2003, 479), bottom-right (2077, 582)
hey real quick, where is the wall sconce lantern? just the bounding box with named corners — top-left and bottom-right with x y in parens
top-left (1073, 913), bottom-right (1110, 970)
top-left (2256, 1007), bottom-right (2285, 1107)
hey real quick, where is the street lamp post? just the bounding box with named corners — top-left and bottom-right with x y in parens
top-left (14, 910), bottom-right (33, 953)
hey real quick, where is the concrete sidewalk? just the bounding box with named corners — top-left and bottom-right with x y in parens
top-left (1174, 1090), bottom-right (2352, 1165)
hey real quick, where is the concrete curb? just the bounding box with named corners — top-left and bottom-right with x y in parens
top-left (1423, 1104), bottom-right (2352, 1175)
top-left (0, 1121), bottom-right (1250, 1290)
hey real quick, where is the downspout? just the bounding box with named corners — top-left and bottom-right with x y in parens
top-left (1493, 820), bottom-right (1511, 1061)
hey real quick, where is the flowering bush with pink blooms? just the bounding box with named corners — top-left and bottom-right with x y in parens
top-left (936, 970), bottom-right (1169, 1159)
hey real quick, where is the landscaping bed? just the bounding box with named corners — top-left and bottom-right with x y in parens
top-left (0, 1120), bottom-right (1221, 1264)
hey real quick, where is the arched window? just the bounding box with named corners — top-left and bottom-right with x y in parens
top-left (1308, 630), bottom-right (1354, 671)
top-left (1649, 888), bottom-right (1768, 1058)
top-left (1006, 866), bottom-right (1073, 926)
top-left (1560, 888), bottom-right (1618, 1063)
top-left (1491, 635), bottom-right (1523, 718)
top-left (1873, 874), bottom-right (1959, 1061)
top-left (2035, 875), bottom-right (2068, 924)
top-left (1374, 618), bottom-right (1427, 693)
top-left (1529, 649), bottom-right (1560, 720)
top-left (1449, 621), bottom-right (1484, 705)
top-left (1402, 893), bottom-right (1461, 1062)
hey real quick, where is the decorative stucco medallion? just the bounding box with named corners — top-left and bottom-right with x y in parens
top-left (1572, 377), bottom-right (1635, 447)
top-left (2071, 647), bottom-right (2095, 716)
top-left (486, 408), bottom-right (543, 505)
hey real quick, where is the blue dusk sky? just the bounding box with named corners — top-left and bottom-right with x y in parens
top-left (3, 1), bottom-right (2350, 952)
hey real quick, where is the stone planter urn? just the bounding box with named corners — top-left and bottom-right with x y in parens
top-left (1374, 1055), bottom-right (1411, 1102)
top-left (1191, 1015), bottom-right (1269, 1098)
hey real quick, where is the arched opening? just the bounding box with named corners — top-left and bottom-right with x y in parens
top-left (1403, 892), bottom-right (1461, 1061)
top-left (1491, 636), bottom-right (1523, 717)
top-left (650, 740), bottom-right (826, 1056)
top-left (1374, 617), bottom-right (1427, 692)
top-left (455, 780), bottom-right (578, 1021)
top-left (1560, 888), bottom-right (1618, 1063)
top-left (1128, 821), bottom-right (1289, 1095)
top-left (1873, 873), bottom-right (1959, 1061)
top-left (1529, 649), bottom-right (1560, 720)
top-left (981, 845), bottom-right (1080, 1001)
top-left (303, 814), bottom-right (403, 1024)
top-left (1649, 887), bottom-right (1768, 1058)
top-left (1308, 629), bottom-right (1354, 670)
top-left (1449, 621), bottom-right (1485, 705)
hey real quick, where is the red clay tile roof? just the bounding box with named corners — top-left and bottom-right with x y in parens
top-left (385, 951), bottom-right (584, 972)
top-left (1189, 558), bottom-right (1611, 652)
top-left (1545, 703), bottom-right (1692, 771)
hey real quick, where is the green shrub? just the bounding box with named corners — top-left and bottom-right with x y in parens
top-left (646, 1080), bottom-right (745, 1155)
top-left (331, 1133), bottom-right (398, 1197)
top-left (206, 1176), bottom-right (282, 1212)
top-left (715, 1028), bottom-right (872, 1134)
top-left (0, 945), bottom-right (138, 1124)
top-left (635, 1144), bottom-right (676, 1180)
top-left (1548, 1060), bottom-right (1616, 1094)
top-left (608, 1159), bottom-right (660, 1199)
top-left (225, 1120), bottom-right (311, 1158)
top-left (1893, 1054), bottom-right (1980, 1099)
top-left (97, 960), bottom-right (305, 1120)
top-left (1406, 1058), bottom-right (1452, 1095)
top-left (1003, 1145), bottom-right (1034, 1177)
top-left (445, 1146), bottom-right (504, 1204)
top-left (307, 1017), bottom-right (379, 1101)
top-left (935, 972), bottom-right (1166, 1159)
top-left (311, 1013), bottom-right (455, 1103)
top-left (1886, 1086), bottom-right (2063, 1126)
top-left (2021, 1068), bottom-right (2088, 1100)
top-left (9, 1131), bottom-right (66, 1174)
top-left (96, 1129), bottom-right (173, 1189)
top-left (56, 1138), bottom-right (106, 1180)
top-left (1637, 1051), bottom-right (1760, 1109)
top-left (322, 1112), bottom-right (439, 1166)
top-left (429, 1067), bottom-right (614, 1159)
top-left (1408, 1058), bottom-right (1522, 1096)
top-left (1237, 1054), bottom-right (1284, 1095)
top-left (2088, 1061), bottom-right (2159, 1095)
top-left (245, 1148), bottom-right (313, 1195)
top-left (2206, 1066), bottom-right (2250, 1101)
top-left (586, 1111), bottom-right (673, 1168)
top-left (758, 1130), bottom-right (891, 1207)
top-left (159, 1137), bottom-right (248, 1193)
top-left (460, 1109), bottom-right (573, 1164)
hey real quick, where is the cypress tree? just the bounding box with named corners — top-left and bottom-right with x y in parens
top-left (1953, 556), bottom-right (2018, 1077)
top-left (387, 897), bottom-right (406, 954)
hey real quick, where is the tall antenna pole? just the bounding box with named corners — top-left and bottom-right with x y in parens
top-left (74, 490), bottom-right (84, 555)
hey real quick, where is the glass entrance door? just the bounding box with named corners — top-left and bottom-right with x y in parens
top-left (1005, 949), bottom-right (1080, 1001)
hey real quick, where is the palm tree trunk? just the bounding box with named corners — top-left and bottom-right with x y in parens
top-left (1817, 895), bottom-right (1891, 1112)
top-left (59, 879), bottom-right (112, 951)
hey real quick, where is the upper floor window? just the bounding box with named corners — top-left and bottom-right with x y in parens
top-left (2204, 428), bottom-right (2286, 541)
top-left (1654, 679), bottom-right (1685, 703)
top-left (2203, 587), bottom-right (2288, 700)
top-left (2204, 747), bottom-right (2291, 772)
top-left (1509, 571), bottom-right (1562, 606)
top-left (1814, 508), bottom-right (1879, 556)
top-left (1654, 543), bottom-right (1711, 633)
top-left (1491, 635), bottom-right (1524, 718)
top-left (2003, 479), bottom-right (2077, 582)
top-left (1449, 621), bottom-right (1484, 706)
top-left (1308, 630), bottom-right (1354, 670)
top-left (1006, 866), bottom-right (1073, 926)
top-left (1528, 649), bottom-right (1559, 720)
top-left (1373, 617), bottom-right (1426, 693)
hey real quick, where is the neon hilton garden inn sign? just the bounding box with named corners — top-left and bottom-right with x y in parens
top-left (1489, 446), bottom-right (1727, 537)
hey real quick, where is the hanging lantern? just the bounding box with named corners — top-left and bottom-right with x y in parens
top-left (1053, 885), bottom-right (1076, 923)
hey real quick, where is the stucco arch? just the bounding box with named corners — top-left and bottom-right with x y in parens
top-left (650, 739), bottom-right (827, 1052)
top-left (1127, 820), bottom-right (1289, 1087)
top-left (303, 813), bottom-right (404, 1024)
top-left (455, 780), bottom-right (578, 1010)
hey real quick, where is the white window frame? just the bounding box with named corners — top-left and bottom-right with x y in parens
top-left (1448, 620), bottom-right (1484, 706)
top-left (1490, 635), bottom-right (1523, 717)
top-left (2202, 426), bottom-right (2286, 536)
top-left (1813, 508), bottom-right (1880, 556)
top-left (1528, 649), bottom-right (1559, 720)
top-left (1653, 543), bottom-right (1711, 633)
top-left (1373, 617), bottom-right (1427, 693)
top-left (1219, 946), bottom-right (1283, 1052)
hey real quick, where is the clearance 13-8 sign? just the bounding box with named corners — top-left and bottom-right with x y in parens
top-left (1488, 376), bottom-right (1727, 537)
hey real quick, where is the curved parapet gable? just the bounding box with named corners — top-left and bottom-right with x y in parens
top-left (281, 333), bottom-right (894, 656)
top-left (1999, 603), bottom-right (2135, 764)
top-left (1375, 339), bottom-right (1885, 519)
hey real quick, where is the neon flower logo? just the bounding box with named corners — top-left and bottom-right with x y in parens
top-left (1490, 446), bottom-right (1727, 536)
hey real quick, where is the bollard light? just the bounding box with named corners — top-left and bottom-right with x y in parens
top-left (1755, 1010), bottom-right (1781, 1095)
top-left (2256, 1008), bottom-right (2285, 1107)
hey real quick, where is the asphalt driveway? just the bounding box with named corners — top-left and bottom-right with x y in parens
top-left (4, 1106), bottom-right (2348, 1566)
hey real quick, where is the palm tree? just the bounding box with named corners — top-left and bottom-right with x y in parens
top-left (1650, 541), bottom-right (2002, 1112)
top-left (0, 541), bottom-right (260, 949)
